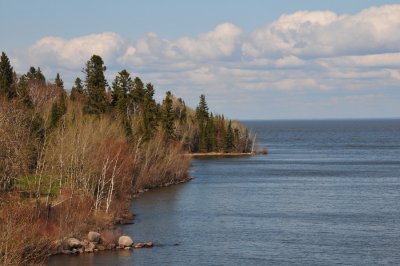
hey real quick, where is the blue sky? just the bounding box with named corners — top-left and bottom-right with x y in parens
top-left (1, 0), bottom-right (400, 119)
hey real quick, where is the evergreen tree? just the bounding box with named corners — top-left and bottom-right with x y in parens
top-left (70, 77), bottom-right (84, 101)
top-left (175, 98), bottom-right (187, 123)
top-left (49, 93), bottom-right (67, 129)
top-left (0, 52), bottom-right (16, 99)
top-left (16, 75), bottom-right (33, 108)
top-left (83, 55), bottom-right (108, 114)
top-left (224, 120), bottom-right (234, 152)
top-left (141, 83), bottom-right (158, 139)
top-left (26, 66), bottom-right (46, 84)
top-left (206, 113), bottom-right (216, 151)
top-left (195, 94), bottom-right (210, 152)
top-left (130, 77), bottom-right (145, 111)
top-left (111, 69), bottom-right (133, 110)
top-left (215, 115), bottom-right (226, 151)
top-left (195, 94), bottom-right (209, 121)
top-left (161, 91), bottom-right (174, 139)
top-left (54, 72), bottom-right (64, 88)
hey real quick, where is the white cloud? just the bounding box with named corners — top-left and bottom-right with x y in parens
top-left (8, 4), bottom-right (400, 118)
top-left (242, 4), bottom-right (400, 59)
top-left (119, 23), bottom-right (242, 66)
top-left (22, 32), bottom-right (124, 69)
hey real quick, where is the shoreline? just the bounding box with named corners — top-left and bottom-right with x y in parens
top-left (185, 152), bottom-right (255, 158)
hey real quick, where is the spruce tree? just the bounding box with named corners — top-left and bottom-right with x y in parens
top-left (111, 69), bottom-right (133, 111)
top-left (161, 91), bottom-right (174, 139)
top-left (83, 55), bottom-right (108, 114)
top-left (49, 93), bottom-right (67, 129)
top-left (0, 52), bottom-right (16, 99)
top-left (206, 113), bottom-right (216, 151)
top-left (142, 83), bottom-right (158, 139)
top-left (131, 77), bottom-right (145, 109)
top-left (70, 77), bottom-right (84, 101)
top-left (195, 94), bottom-right (209, 121)
top-left (224, 120), bottom-right (234, 152)
top-left (55, 72), bottom-right (64, 88)
top-left (26, 66), bottom-right (46, 84)
top-left (195, 94), bottom-right (210, 152)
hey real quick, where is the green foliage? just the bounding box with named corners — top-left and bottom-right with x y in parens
top-left (26, 66), bottom-right (46, 84)
top-left (49, 93), bottom-right (67, 129)
top-left (83, 55), bottom-right (108, 114)
top-left (16, 175), bottom-right (61, 197)
top-left (111, 69), bottom-right (133, 116)
top-left (55, 72), bottom-right (64, 88)
top-left (195, 94), bottom-right (210, 152)
top-left (161, 91), bottom-right (174, 139)
top-left (141, 83), bottom-right (159, 140)
top-left (70, 77), bottom-right (84, 101)
top-left (195, 94), bottom-right (209, 122)
top-left (0, 52), bottom-right (16, 99)
top-left (224, 120), bottom-right (234, 152)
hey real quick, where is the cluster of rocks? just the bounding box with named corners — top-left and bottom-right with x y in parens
top-left (51, 231), bottom-right (153, 256)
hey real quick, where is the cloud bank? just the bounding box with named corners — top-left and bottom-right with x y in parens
top-left (9, 4), bottom-right (400, 118)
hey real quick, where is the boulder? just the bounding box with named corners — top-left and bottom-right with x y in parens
top-left (66, 238), bottom-right (82, 250)
top-left (118, 235), bottom-right (133, 248)
top-left (134, 242), bottom-right (154, 249)
top-left (85, 242), bottom-right (96, 253)
top-left (134, 243), bottom-right (145, 249)
top-left (88, 231), bottom-right (101, 243)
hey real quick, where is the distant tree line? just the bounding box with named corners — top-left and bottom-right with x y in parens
top-left (0, 52), bottom-right (251, 154)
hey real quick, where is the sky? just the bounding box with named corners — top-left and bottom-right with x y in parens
top-left (1, 0), bottom-right (400, 119)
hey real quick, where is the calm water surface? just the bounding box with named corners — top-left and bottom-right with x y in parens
top-left (48, 119), bottom-right (400, 265)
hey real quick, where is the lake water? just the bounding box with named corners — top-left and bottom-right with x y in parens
top-left (48, 119), bottom-right (400, 265)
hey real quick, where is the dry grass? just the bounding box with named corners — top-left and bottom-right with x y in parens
top-left (133, 133), bottom-right (191, 191)
top-left (0, 195), bottom-right (51, 266)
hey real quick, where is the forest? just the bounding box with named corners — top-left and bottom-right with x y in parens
top-left (0, 52), bottom-right (252, 264)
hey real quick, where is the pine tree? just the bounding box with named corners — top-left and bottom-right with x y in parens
top-left (0, 52), bottom-right (16, 99)
top-left (83, 55), bottom-right (108, 114)
top-left (141, 83), bottom-right (158, 139)
top-left (195, 94), bottom-right (210, 152)
top-left (70, 77), bottom-right (84, 101)
top-left (195, 94), bottom-right (209, 122)
top-left (55, 72), bottom-right (64, 88)
top-left (161, 91), bottom-right (174, 139)
top-left (111, 69), bottom-right (133, 113)
top-left (49, 93), bottom-right (67, 129)
top-left (130, 77), bottom-right (145, 112)
top-left (224, 120), bottom-right (234, 152)
top-left (206, 113), bottom-right (216, 151)
top-left (215, 115), bottom-right (226, 151)
top-left (26, 66), bottom-right (46, 84)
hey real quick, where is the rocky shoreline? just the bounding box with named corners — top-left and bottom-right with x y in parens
top-left (50, 177), bottom-right (192, 258)
top-left (50, 231), bottom-right (153, 257)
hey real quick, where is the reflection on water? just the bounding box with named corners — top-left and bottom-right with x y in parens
top-left (48, 119), bottom-right (400, 265)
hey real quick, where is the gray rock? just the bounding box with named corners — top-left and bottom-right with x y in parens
top-left (118, 235), bottom-right (133, 247)
top-left (88, 231), bottom-right (101, 243)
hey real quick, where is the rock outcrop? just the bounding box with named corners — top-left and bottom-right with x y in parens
top-left (118, 235), bottom-right (133, 248)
